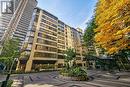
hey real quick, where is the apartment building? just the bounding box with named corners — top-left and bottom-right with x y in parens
top-left (17, 8), bottom-right (86, 72)
top-left (65, 26), bottom-right (86, 66)
top-left (0, 0), bottom-right (37, 50)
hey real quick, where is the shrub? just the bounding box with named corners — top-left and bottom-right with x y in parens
top-left (0, 80), bottom-right (13, 87)
top-left (60, 68), bottom-right (70, 76)
top-left (7, 80), bottom-right (13, 87)
top-left (60, 68), bottom-right (68, 74)
top-left (60, 67), bottom-right (88, 80)
top-left (69, 67), bottom-right (87, 77)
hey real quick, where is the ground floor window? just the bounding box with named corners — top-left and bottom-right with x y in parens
top-left (58, 63), bottom-right (64, 68)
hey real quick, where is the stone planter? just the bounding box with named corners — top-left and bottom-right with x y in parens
top-left (59, 74), bottom-right (88, 81)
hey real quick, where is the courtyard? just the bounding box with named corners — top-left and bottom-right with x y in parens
top-left (0, 70), bottom-right (130, 87)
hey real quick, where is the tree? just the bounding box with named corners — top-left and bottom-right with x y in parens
top-left (95, 0), bottom-right (130, 55)
top-left (83, 18), bottom-right (100, 56)
top-left (83, 18), bottom-right (97, 47)
top-left (64, 48), bottom-right (76, 69)
top-left (0, 38), bottom-right (20, 70)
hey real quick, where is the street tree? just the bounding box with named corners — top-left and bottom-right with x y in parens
top-left (0, 38), bottom-right (20, 70)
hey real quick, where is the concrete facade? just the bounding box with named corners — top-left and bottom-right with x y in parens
top-left (17, 8), bottom-right (86, 72)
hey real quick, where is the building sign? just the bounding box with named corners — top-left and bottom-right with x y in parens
top-left (1, 0), bottom-right (14, 14)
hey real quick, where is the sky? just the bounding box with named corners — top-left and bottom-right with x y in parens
top-left (37, 0), bottom-right (97, 30)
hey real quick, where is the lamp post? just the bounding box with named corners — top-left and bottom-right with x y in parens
top-left (1, 58), bottom-right (18, 87)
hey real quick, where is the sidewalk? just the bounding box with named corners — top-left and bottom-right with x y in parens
top-left (119, 78), bottom-right (130, 82)
top-left (25, 84), bottom-right (57, 87)
top-left (87, 70), bottom-right (130, 80)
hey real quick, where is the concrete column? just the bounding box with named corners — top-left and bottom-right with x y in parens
top-left (16, 60), bottom-right (20, 71)
top-left (55, 62), bottom-right (58, 70)
top-left (93, 61), bottom-right (96, 69)
top-left (25, 60), bottom-right (33, 72)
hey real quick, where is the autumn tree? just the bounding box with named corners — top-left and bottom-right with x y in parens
top-left (95, 0), bottom-right (130, 55)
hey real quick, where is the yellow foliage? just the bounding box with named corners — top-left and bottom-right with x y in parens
top-left (95, 0), bottom-right (130, 54)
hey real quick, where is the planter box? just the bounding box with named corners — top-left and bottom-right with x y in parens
top-left (59, 74), bottom-right (88, 81)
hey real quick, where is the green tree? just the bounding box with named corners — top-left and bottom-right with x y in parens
top-left (64, 48), bottom-right (76, 69)
top-left (112, 49), bottom-right (130, 70)
top-left (83, 18), bottom-right (98, 56)
top-left (83, 18), bottom-right (97, 47)
top-left (0, 38), bottom-right (20, 70)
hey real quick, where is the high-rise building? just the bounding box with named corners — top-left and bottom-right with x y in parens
top-left (0, 0), bottom-right (37, 50)
top-left (17, 8), bottom-right (86, 72)
top-left (0, 0), bottom-right (17, 52)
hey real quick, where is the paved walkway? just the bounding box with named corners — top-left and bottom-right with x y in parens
top-left (23, 71), bottom-right (130, 87)
top-left (1, 71), bottom-right (130, 87)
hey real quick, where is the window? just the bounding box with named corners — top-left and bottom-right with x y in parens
top-left (58, 40), bottom-right (64, 44)
top-left (34, 52), bottom-right (57, 58)
top-left (35, 45), bottom-right (57, 52)
top-left (58, 49), bottom-right (64, 53)
top-left (58, 55), bottom-right (64, 59)
top-left (38, 33), bottom-right (57, 41)
top-left (37, 38), bottom-right (57, 46)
